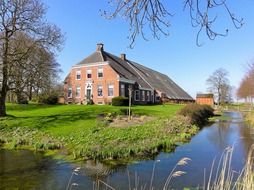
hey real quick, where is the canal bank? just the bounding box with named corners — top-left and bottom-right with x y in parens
top-left (1, 112), bottom-right (253, 189)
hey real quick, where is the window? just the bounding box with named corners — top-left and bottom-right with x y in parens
top-left (98, 68), bottom-right (103, 78)
top-left (87, 69), bottom-right (92, 79)
top-left (146, 91), bottom-right (151, 101)
top-left (141, 90), bottom-right (145, 101)
top-left (76, 86), bottom-right (81, 98)
top-left (76, 70), bottom-right (81, 80)
top-left (135, 90), bottom-right (140, 101)
top-left (67, 87), bottom-right (72, 98)
top-left (97, 85), bottom-right (103, 97)
top-left (108, 84), bottom-right (114, 97)
top-left (120, 84), bottom-right (125, 97)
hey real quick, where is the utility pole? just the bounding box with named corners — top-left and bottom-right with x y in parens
top-left (128, 86), bottom-right (132, 120)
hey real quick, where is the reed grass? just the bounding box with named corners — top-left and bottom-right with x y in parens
top-left (204, 145), bottom-right (254, 190)
top-left (66, 146), bottom-right (254, 190)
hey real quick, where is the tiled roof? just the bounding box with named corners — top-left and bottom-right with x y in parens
top-left (73, 45), bottom-right (193, 101)
top-left (128, 61), bottom-right (193, 100)
top-left (76, 51), bottom-right (104, 64)
top-left (196, 93), bottom-right (214, 98)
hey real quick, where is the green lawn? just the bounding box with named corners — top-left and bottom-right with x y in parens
top-left (0, 103), bottom-right (198, 160)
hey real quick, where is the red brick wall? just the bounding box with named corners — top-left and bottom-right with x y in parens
top-left (64, 64), bottom-right (119, 104)
top-left (196, 97), bottom-right (214, 106)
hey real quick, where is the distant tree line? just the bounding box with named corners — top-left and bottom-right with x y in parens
top-left (5, 32), bottom-right (63, 104)
top-left (0, 0), bottom-right (64, 117)
top-left (237, 63), bottom-right (254, 103)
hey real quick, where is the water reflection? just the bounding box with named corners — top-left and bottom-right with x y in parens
top-left (0, 150), bottom-right (79, 190)
top-left (0, 112), bottom-right (254, 190)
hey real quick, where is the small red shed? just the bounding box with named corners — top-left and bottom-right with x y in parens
top-left (196, 93), bottom-right (214, 106)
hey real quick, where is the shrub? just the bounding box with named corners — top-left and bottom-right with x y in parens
top-left (18, 98), bottom-right (28, 104)
top-left (40, 95), bottom-right (58, 105)
top-left (112, 96), bottom-right (129, 106)
top-left (86, 99), bottom-right (94, 105)
top-left (178, 104), bottom-right (214, 126)
top-left (17, 95), bottom-right (28, 104)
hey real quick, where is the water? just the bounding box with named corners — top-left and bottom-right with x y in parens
top-left (0, 112), bottom-right (254, 190)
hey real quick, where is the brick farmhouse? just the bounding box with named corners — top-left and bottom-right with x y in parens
top-left (64, 43), bottom-right (193, 105)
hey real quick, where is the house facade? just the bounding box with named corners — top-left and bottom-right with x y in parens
top-left (196, 93), bottom-right (214, 106)
top-left (64, 43), bottom-right (193, 105)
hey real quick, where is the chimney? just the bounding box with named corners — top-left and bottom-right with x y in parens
top-left (96, 43), bottom-right (104, 51)
top-left (120, 53), bottom-right (126, 61)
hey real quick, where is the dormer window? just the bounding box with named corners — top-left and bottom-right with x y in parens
top-left (87, 69), bottom-right (92, 79)
top-left (98, 68), bottom-right (103, 78)
top-left (76, 70), bottom-right (81, 80)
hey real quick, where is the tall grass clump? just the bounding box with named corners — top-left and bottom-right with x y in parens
top-left (178, 104), bottom-right (214, 126)
top-left (205, 145), bottom-right (254, 190)
top-left (0, 127), bottom-right (62, 151)
top-left (67, 146), bottom-right (253, 190)
top-left (66, 158), bottom-right (191, 190)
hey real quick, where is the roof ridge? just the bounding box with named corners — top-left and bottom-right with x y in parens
top-left (99, 50), bottom-right (105, 62)
top-left (126, 60), bottom-right (154, 90)
top-left (131, 61), bottom-right (167, 76)
top-left (103, 51), bottom-right (138, 77)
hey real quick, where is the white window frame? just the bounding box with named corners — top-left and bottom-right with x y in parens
top-left (97, 68), bottom-right (103, 78)
top-left (87, 69), bottom-right (92, 79)
top-left (67, 87), bottom-right (72, 98)
top-left (76, 70), bottom-right (81, 80)
top-left (76, 86), bottom-right (81, 98)
top-left (97, 85), bottom-right (103, 97)
top-left (134, 90), bottom-right (140, 101)
top-left (108, 84), bottom-right (114, 97)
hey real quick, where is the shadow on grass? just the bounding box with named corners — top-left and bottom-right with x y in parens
top-left (6, 103), bottom-right (55, 111)
top-left (2, 112), bottom-right (98, 129)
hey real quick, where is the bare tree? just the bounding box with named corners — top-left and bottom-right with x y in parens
top-left (103, 0), bottom-right (243, 47)
top-left (237, 62), bottom-right (254, 103)
top-left (237, 76), bottom-right (254, 102)
top-left (0, 0), bottom-right (63, 117)
top-left (8, 34), bottom-right (62, 103)
top-left (206, 68), bottom-right (231, 105)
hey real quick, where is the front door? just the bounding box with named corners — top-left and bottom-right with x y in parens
top-left (86, 89), bottom-right (91, 100)
top-left (85, 83), bottom-right (92, 101)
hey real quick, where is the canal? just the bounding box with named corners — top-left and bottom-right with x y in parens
top-left (0, 112), bottom-right (253, 189)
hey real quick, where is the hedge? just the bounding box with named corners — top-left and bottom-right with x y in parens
top-left (112, 96), bottom-right (129, 106)
top-left (178, 104), bottom-right (214, 126)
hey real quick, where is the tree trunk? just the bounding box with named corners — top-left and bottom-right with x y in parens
top-left (0, 93), bottom-right (6, 117)
top-left (0, 35), bottom-right (9, 117)
top-left (28, 85), bottom-right (33, 101)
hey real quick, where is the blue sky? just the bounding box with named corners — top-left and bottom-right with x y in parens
top-left (43, 0), bottom-right (254, 98)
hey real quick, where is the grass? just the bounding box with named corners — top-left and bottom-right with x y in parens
top-left (209, 113), bottom-right (232, 122)
top-left (0, 103), bottom-right (198, 160)
top-left (244, 110), bottom-right (254, 127)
